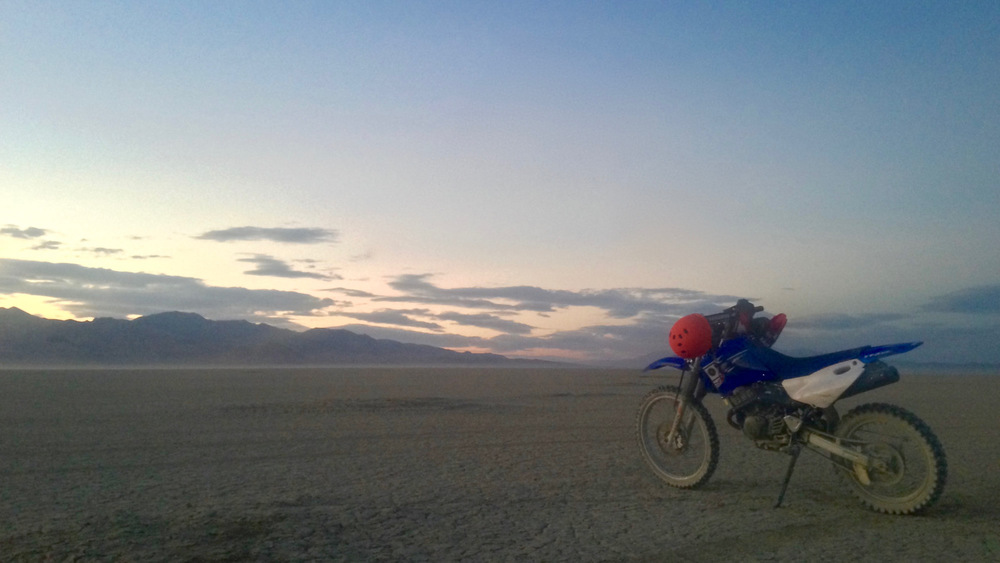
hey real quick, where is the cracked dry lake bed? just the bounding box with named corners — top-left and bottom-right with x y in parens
top-left (1, 367), bottom-right (998, 561)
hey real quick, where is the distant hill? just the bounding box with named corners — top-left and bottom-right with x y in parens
top-left (0, 308), bottom-right (549, 367)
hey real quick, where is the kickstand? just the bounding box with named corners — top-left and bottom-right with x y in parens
top-left (774, 444), bottom-right (802, 508)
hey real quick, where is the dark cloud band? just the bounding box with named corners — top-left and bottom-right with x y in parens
top-left (923, 285), bottom-right (1000, 314)
top-left (195, 226), bottom-right (338, 244)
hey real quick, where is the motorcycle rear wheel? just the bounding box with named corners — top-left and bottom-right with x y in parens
top-left (636, 385), bottom-right (719, 489)
top-left (834, 403), bottom-right (947, 515)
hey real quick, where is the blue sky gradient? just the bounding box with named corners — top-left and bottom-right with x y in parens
top-left (3, 1), bottom-right (999, 363)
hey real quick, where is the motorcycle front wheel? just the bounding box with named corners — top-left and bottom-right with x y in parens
top-left (834, 403), bottom-right (947, 515)
top-left (635, 385), bottom-right (719, 489)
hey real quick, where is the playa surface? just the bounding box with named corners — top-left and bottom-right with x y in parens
top-left (1, 367), bottom-right (998, 561)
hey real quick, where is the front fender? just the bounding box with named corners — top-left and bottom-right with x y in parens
top-left (643, 356), bottom-right (687, 372)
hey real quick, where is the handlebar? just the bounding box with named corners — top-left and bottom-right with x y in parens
top-left (705, 299), bottom-right (764, 343)
top-left (705, 300), bottom-right (761, 321)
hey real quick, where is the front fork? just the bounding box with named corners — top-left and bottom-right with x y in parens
top-left (665, 358), bottom-right (705, 445)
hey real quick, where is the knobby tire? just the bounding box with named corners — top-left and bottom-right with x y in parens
top-left (635, 385), bottom-right (720, 489)
top-left (834, 402), bottom-right (947, 515)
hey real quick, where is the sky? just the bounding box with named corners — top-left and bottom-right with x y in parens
top-left (2, 1), bottom-right (999, 364)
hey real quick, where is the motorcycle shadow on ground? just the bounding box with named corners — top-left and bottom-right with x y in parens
top-left (634, 457), bottom-right (1000, 562)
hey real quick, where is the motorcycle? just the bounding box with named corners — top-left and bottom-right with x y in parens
top-left (637, 299), bottom-right (947, 514)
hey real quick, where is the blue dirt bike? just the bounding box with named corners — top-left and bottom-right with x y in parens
top-left (637, 300), bottom-right (947, 514)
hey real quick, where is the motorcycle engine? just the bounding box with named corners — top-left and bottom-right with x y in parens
top-left (740, 405), bottom-right (788, 442)
top-left (726, 382), bottom-right (797, 449)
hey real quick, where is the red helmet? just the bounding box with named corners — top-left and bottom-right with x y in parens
top-left (669, 313), bottom-right (713, 359)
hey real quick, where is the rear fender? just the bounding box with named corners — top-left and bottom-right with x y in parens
top-left (859, 341), bottom-right (922, 363)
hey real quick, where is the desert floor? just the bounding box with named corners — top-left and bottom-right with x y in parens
top-left (1, 367), bottom-right (998, 561)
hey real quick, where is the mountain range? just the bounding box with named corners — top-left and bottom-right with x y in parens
top-left (0, 308), bottom-right (549, 367)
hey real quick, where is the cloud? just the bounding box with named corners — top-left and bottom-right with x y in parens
top-left (31, 241), bottom-right (62, 250)
top-left (788, 312), bottom-right (909, 331)
top-left (329, 323), bottom-right (481, 349)
top-left (380, 273), bottom-right (742, 317)
top-left (336, 309), bottom-right (443, 330)
top-left (435, 312), bottom-right (534, 334)
top-left (195, 226), bottom-right (338, 244)
top-left (923, 285), bottom-right (1000, 314)
top-left (0, 259), bottom-right (334, 324)
top-left (325, 287), bottom-right (378, 298)
top-left (80, 247), bottom-right (124, 256)
top-left (2, 226), bottom-right (47, 239)
top-left (238, 254), bottom-right (340, 280)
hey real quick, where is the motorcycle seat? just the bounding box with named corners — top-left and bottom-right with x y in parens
top-left (750, 345), bottom-right (869, 380)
